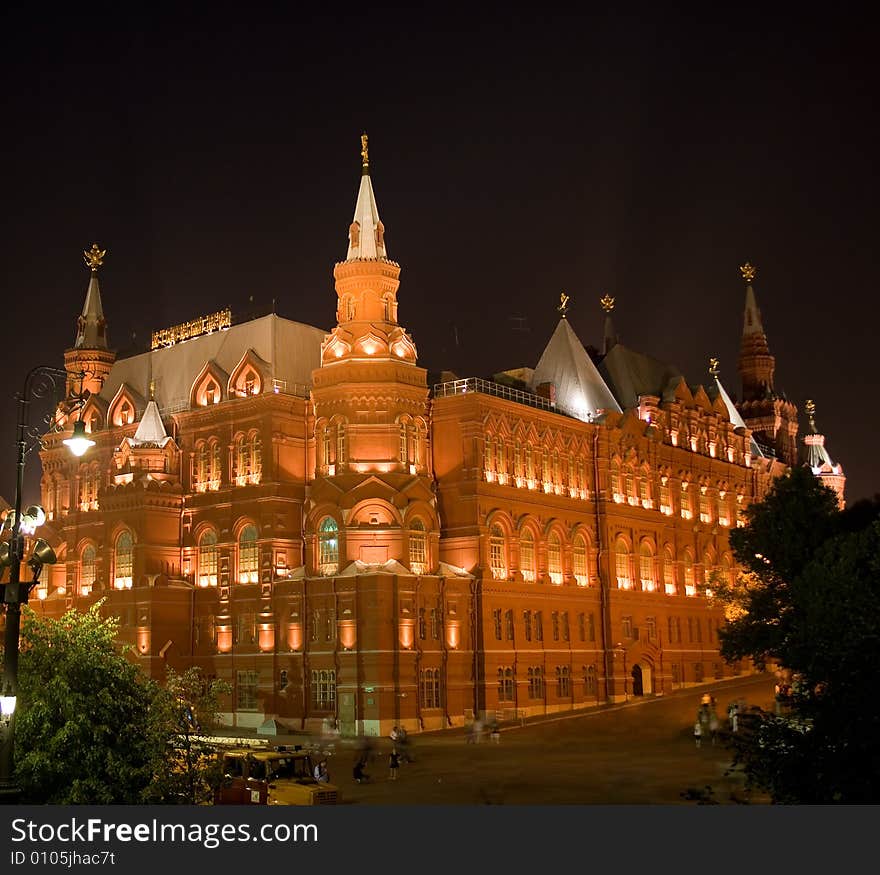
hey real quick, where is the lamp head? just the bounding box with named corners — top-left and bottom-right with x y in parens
top-left (20, 505), bottom-right (47, 535)
top-left (63, 420), bottom-right (96, 457)
top-left (28, 539), bottom-right (58, 581)
top-left (0, 690), bottom-right (16, 718)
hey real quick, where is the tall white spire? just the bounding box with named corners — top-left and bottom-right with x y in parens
top-left (75, 243), bottom-right (109, 349)
top-left (345, 133), bottom-right (387, 261)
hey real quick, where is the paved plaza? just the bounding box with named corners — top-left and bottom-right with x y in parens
top-left (305, 673), bottom-right (776, 805)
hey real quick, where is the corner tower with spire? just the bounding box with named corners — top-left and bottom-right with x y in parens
top-left (64, 243), bottom-right (117, 398)
top-left (307, 134), bottom-right (438, 572)
top-left (735, 262), bottom-right (798, 464)
top-left (801, 399), bottom-right (846, 507)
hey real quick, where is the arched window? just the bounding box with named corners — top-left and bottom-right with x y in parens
top-left (114, 531), bottom-right (133, 590)
top-left (611, 462), bottom-right (623, 502)
top-left (547, 532), bottom-right (563, 583)
top-left (234, 434), bottom-right (248, 486)
top-left (195, 442), bottom-right (209, 492)
top-left (497, 667), bottom-right (514, 702)
top-left (573, 534), bottom-right (589, 586)
top-left (409, 519), bottom-right (427, 575)
top-left (528, 666), bottom-right (543, 699)
top-left (238, 524), bottom-right (259, 584)
top-left (80, 545), bottom-right (96, 596)
top-left (488, 524), bottom-right (506, 580)
top-left (321, 425), bottom-right (332, 471)
top-left (250, 432), bottom-right (262, 484)
top-left (639, 543), bottom-right (655, 591)
top-left (615, 539), bottom-right (631, 589)
top-left (336, 422), bottom-right (346, 466)
top-left (209, 440), bottom-right (222, 490)
top-left (556, 666), bottom-right (571, 698)
top-left (683, 552), bottom-right (696, 596)
top-left (520, 529), bottom-right (536, 582)
top-left (664, 549), bottom-right (676, 595)
top-left (199, 530), bottom-right (218, 587)
top-left (318, 517), bottom-right (339, 576)
top-left (399, 421), bottom-right (408, 465)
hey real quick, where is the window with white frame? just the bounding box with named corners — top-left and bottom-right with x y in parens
top-left (497, 667), bottom-right (514, 702)
top-left (236, 670), bottom-right (260, 710)
top-left (489, 524), bottom-right (507, 579)
top-left (311, 669), bottom-right (336, 710)
top-left (80, 544), bottom-right (96, 595)
top-left (318, 517), bottom-right (339, 576)
top-left (409, 519), bottom-right (427, 574)
top-left (419, 668), bottom-right (441, 709)
top-left (528, 666), bottom-right (543, 699)
top-left (556, 666), bottom-right (571, 698)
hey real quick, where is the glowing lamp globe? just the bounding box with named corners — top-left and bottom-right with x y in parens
top-left (63, 420), bottom-right (96, 457)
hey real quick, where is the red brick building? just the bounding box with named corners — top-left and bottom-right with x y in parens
top-left (29, 141), bottom-right (844, 736)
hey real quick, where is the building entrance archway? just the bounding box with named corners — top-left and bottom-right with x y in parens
top-left (631, 662), bottom-right (653, 696)
top-left (631, 664), bottom-right (644, 696)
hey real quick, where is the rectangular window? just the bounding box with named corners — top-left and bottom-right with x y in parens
top-left (556, 666), bottom-right (571, 698)
top-left (523, 610), bottom-right (532, 641)
top-left (493, 609), bottom-right (502, 641)
top-left (419, 668), bottom-right (441, 709)
top-left (498, 667), bottom-right (515, 702)
top-left (588, 612), bottom-right (596, 642)
top-left (552, 611), bottom-right (559, 641)
top-left (236, 670), bottom-right (259, 711)
top-left (645, 616), bottom-right (656, 639)
top-left (535, 611), bottom-right (544, 642)
top-left (622, 616), bottom-right (633, 639)
top-left (431, 608), bottom-right (441, 640)
top-left (562, 611), bottom-right (570, 642)
top-left (694, 662), bottom-right (704, 684)
top-left (419, 607), bottom-right (427, 640)
top-left (505, 609), bottom-right (515, 642)
top-left (688, 616), bottom-right (694, 642)
top-left (311, 669), bottom-right (337, 710)
top-left (578, 612), bottom-right (586, 642)
top-left (696, 618), bottom-right (702, 643)
top-left (528, 666), bottom-right (543, 699)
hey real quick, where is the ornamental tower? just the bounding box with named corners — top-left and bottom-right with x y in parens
top-left (735, 262), bottom-right (798, 464)
top-left (306, 134), bottom-right (438, 572)
top-left (801, 399), bottom-right (846, 508)
top-left (64, 243), bottom-right (117, 398)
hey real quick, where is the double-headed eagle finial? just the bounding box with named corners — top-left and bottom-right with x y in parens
top-left (558, 291), bottom-right (570, 317)
top-left (83, 243), bottom-right (106, 273)
top-left (600, 293), bottom-right (615, 313)
top-left (739, 262), bottom-right (756, 283)
top-left (708, 357), bottom-right (720, 377)
top-left (361, 132), bottom-right (369, 170)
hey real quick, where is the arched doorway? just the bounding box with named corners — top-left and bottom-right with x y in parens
top-left (631, 664), bottom-right (644, 696)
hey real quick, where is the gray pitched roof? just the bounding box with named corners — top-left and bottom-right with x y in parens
top-left (530, 319), bottom-right (621, 420)
top-left (598, 343), bottom-right (682, 410)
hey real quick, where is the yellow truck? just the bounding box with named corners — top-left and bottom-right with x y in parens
top-left (214, 745), bottom-right (340, 806)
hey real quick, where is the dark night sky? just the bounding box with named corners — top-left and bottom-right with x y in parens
top-left (1, 5), bottom-right (877, 505)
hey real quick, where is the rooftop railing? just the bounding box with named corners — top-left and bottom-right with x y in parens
top-left (432, 378), bottom-right (557, 413)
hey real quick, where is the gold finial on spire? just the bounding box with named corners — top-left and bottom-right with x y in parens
top-left (804, 399), bottom-right (817, 431)
top-left (149, 379), bottom-right (155, 400)
top-left (739, 262), bottom-right (756, 283)
top-left (708, 356), bottom-right (720, 377)
top-left (83, 243), bottom-right (107, 272)
top-left (600, 293), bottom-right (615, 313)
top-left (558, 291), bottom-right (570, 317)
top-left (360, 132), bottom-right (369, 171)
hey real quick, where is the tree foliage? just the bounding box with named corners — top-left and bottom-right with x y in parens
top-left (10, 603), bottom-right (159, 804)
top-left (144, 667), bottom-right (231, 804)
top-left (715, 468), bottom-right (880, 802)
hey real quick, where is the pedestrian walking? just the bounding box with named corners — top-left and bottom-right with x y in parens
top-left (388, 749), bottom-right (400, 780)
top-left (693, 719), bottom-right (703, 748)
top-left (727, 701), bottom-right (739, 733)
top-left (353, 757), bottom-right (369, 783)
top-left (709, 710), bottom-right (720, 745)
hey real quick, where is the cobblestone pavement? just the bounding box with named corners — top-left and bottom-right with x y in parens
top-left (314, 673), bottom-right (775, 805)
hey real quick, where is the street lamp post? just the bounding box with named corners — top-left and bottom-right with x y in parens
top-left (0, 365), bottom-right (93, 803)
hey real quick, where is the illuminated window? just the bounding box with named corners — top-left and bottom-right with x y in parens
top-left (250, 432), bottom-right (262, 484)
top-left (664, 549), bottom-right (676, 595)
top-left (234, 434), bottom-right (248, 486)
top-left (639, 477), bottom-right (652, 509)
top-left (318, 517), bottom-right (339, 576)
top-left (680, 483), bottom-right (692, 520)
top-left (573, 534), bottom-right (588, 586)
top-left (80, 545), bottom-right (96, 595)
top-left (322, 426), bottom-right (332, 471)
top-left (514, 443), bottom-right (522, 478)
top-left (195, 442), bottom-right (209, 492)
top-left (497, 667), bottom-right (514, 702)
top-left (520, 529), bottom-right (536, 581)
top-left (660, 483), bottom-right (672, 515)
top-left (238, 525), bottom-right (259, 583)
top-left (311, 669), bottom-right (336, 710)
top-left (547, 532), bottom-right (563, 583)
top-left (683, 552), bottom-right (696, 596)
top-left (525, 444), bottom-right (534, 480)
top-left (409, 519), bottom-right (427, 574)
top-left (699, 492), bottom-right (712, 523)
top-left (484, 434), bottom-right (494, 474)
top-left (399, 422), bottom-right (408, 465)
top-left (611, 463), bottom-right (623, 502)
top-left (528, 666), bottom-right (543, 699)
top-left (419, 668), bottom-right (441, 709)
top-left (120, 401), bottom-right (133, 425)
top-left (336, 422), bottom-right (346, 466)
top-left (489, 524), bottom-right (507, 580)
top-left (615, 540), bottom-right (632, 589)
top-left (639, 543), bottom-right (655, 591)
top-left (209, 440), bottom-right (222, 490)
top-left (199, 529), bottom-right (218, 587)
top-left (114, 530), bottom-right (133, 590)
